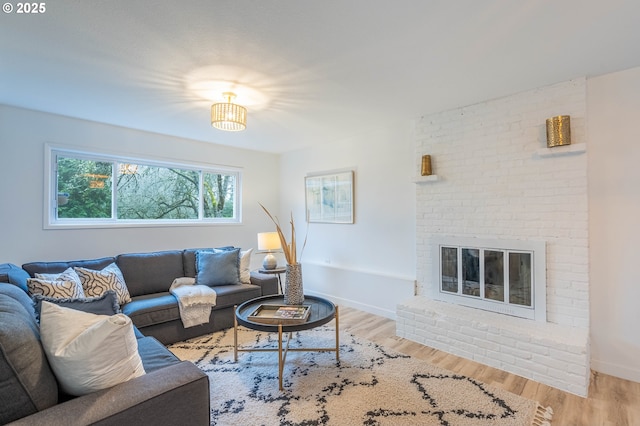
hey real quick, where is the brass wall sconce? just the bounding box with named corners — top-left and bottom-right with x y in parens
top-left (546, 115), bottom-right (571, 148)
top-left (421, 155), bottom-right (433, 176)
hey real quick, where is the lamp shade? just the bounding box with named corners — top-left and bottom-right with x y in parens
top-left (211, 92), bottom-right (247, 132)
top-left (257, 232), bottom-right (281, 251)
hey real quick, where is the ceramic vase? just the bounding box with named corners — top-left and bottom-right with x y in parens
top-left (284, 263), bottom-right (304, 305)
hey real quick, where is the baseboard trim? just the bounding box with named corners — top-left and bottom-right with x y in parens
top-left (304, 289), bottom-right (397, 320)
top-left (591, 359), bottom-right (640, 383)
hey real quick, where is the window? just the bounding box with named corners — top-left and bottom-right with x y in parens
top-left (47, 146), bottom-right (241, 227)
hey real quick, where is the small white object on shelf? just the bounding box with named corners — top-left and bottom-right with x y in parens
top-left (412, 175), bottom-right (440, 183)
top-left (536, 143), bottom-right (586, 158)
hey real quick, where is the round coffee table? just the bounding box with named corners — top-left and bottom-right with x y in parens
top-left (234, 295), bottom-right (339, 390)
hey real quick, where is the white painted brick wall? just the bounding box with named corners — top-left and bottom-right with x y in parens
top-left (398, 297), bottom-right (590, 396)
top-left (403, 79), bottom-right (590, 396)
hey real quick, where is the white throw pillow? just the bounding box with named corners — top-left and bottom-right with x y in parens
top-left (39, 301), bottom-right (145, 396)
top-left (75, 263), bottom-right (131, 305)
top-left (239, 248), bottom-right (253, 284)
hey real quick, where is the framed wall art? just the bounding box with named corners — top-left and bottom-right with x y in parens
top-left (305, 170), bottom-right (354, 224)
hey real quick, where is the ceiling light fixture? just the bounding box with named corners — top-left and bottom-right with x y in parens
top-left (211, 92), bottom-right (247, 131)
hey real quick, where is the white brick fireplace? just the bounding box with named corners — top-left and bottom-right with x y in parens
top-left (397, 79), bottom-right (591, 397)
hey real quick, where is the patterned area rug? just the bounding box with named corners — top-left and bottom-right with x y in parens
top-left (168, 326), bottom-right (552, 426)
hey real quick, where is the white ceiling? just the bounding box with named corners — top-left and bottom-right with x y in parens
top-left (2, 0), bottom-right (640, 153)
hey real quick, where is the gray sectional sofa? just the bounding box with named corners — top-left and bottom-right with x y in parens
top-left (0, 247), bottom-right (279, 425)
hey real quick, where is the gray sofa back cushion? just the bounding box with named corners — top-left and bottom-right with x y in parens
top-left (117, 251), bottom-right (185, 297)
top-left (22, 257), bottom-right (116, 277)
top-left (0, 284), bottom-right (58, 424)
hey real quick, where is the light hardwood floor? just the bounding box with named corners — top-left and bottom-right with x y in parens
top-left (336, 306), bottom-right (640, 426)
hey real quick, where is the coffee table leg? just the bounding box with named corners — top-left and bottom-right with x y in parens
top-left (278, 324), bottom-right (283, 390)
top-left (234, 305), bottom-right (238, 362)
top-left (335, 306), bottom-right (340, 362)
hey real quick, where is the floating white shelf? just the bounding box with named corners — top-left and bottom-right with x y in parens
top-left (412, 175), bottom-right (440, 183)
top-left (536, 143), bottom-right (586, 158)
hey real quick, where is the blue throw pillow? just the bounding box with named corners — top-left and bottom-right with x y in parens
top-left (196, 248), bottom-right (240, 286)
top-left (32, 290), bottom-right (120, 323)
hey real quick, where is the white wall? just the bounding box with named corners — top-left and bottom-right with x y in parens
top-left (279, 123), bottom-right (417, 318)
top-left (0, 105), bottom-right (280, 269)
top-left (588, 67), bottom-right (640, 382)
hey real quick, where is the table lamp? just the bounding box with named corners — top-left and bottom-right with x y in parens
top-left (257, 232), bottom-right (281, 270)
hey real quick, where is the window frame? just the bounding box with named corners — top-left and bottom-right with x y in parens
top-left (44, 144), bottom-right (243, 229)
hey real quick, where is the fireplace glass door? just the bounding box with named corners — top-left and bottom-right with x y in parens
top-left (439, 246), bottom-right (533, 308)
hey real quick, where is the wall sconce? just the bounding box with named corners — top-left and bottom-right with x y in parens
top-left (546, 115), bottom-right (571, 148)
top-left (421, 155), bottom-right (433, 176)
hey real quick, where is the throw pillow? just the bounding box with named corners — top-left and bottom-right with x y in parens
top-left (74, 263), bottom-right (131, 305)
top-left (196, 248), bottom-right (240, 286)
top-left (39, 301), bottom-right (145, 396)
top-left (239, 248), bottom-right (253, 284)
top-left (35, 267), bottom-right (83, 290)
top-left (27, 277), bottom-right (85, 299)
top-left (32, 290), bottom-right (120, 322)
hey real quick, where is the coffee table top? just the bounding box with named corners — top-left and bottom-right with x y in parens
top-left (235, 295), bottom-right (336, 332)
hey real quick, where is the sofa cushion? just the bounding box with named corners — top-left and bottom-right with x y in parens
top-left (196, 249), bottom-right (240, 286)
top-left (117, 250), bottom-right (185, 297)
top-left (0, 284), bottom-right (58, 424)
top-left (122, 293), bottom-right (181, 328)
top-left (122, 284), bottom-right (262, 330)
top-left (75, 263), bottom-right (131, 305)
top-left (22, 257), bottom-right (116, 277)
top-left (32, 290), bottom-right (120, 322)
top-left (39, 302), bottom-right (145, 396)
top-left (209, 284), bottom-right (262, 309)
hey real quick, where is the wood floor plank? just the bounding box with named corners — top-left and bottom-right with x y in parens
top-left (336, 305), bottom-right (639, 425)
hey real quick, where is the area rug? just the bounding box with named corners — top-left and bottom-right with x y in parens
top-left (168, 326), bottom-right (553, 426)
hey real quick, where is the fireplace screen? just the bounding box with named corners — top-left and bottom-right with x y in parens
top-left (431, 234), bottom-right (549, 321)
top-left (440, 246), bottom-right (532, 307)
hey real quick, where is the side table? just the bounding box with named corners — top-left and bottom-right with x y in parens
top-left (257, 267), bottom-right (286, 294)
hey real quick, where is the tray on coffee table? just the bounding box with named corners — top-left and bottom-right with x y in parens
top-left (248, 304), bottom-right (311, 325)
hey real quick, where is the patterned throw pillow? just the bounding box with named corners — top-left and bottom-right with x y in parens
top-left (28, 267), bottom-right (86, 299)
top-left (35, 267), bottom-right (83, 289)
top-left (27, 278), bottom-right (85, 299)
top-left (74, 263), bottom-right (131, 305)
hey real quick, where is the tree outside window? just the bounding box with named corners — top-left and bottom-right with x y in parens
top-left (54, 151), bottom-right (240, 224)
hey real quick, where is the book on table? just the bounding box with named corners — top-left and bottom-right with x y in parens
top-left (248, 304), bottom-right (311, 325)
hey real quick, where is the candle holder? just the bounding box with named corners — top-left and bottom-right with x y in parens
top-left (546, 115), bottom-right (571, 148)
top-left (421, 155), bottom-right (433, 176)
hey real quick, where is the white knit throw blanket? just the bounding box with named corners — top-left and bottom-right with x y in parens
top-left (169, 278), bottom-right (217, 328)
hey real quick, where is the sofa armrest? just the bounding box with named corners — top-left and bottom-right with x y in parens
top-left (0, 263), bottom-right (30, 293)
top-left (9, 361), bottom-right (209, 426)
top-left (250, 271), bottom-right (279, 295)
